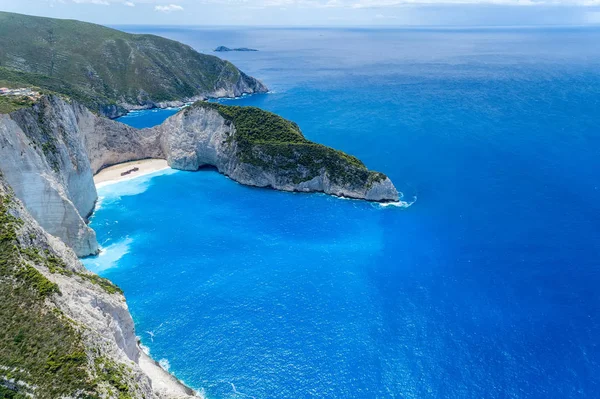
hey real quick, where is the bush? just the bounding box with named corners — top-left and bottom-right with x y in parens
top-left (194, 102), bottom-right (387, 187)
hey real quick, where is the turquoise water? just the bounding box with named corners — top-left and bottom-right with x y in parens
top-left (85, 28), bottom-right (600, 398)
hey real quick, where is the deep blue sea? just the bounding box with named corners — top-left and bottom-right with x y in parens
top-left (84, 27), bottom-right (600, 398)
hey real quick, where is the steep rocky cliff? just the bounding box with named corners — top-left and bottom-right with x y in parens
top-left (0, 176), bottom-right (195, 398)
top-left (0, 98), bottom-right (99, 257)
top-left (156, 103), bottom-right (399, 202)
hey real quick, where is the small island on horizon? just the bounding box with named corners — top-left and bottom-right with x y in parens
top-left (214, 46), bottom-right (259, 52)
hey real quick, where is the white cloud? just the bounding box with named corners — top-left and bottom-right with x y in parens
top-left (155, 3), bottom-right (184, 12)
top-left (124, 1), bottom-right (135, 6)
top-left (72, 0), bottom-right (110, 5)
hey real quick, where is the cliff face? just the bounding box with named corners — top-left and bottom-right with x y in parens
top-left (0, 96), bottom-right (162, 257)
top-left (0, 176), bottom-right (194, 398)
top-left (0, 97), bottom-right (98, 257)
top-left (156, 104), bottom-right (400, 202)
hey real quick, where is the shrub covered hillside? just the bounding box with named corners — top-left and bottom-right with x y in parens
top-left (0, 12), bottom-right (267, 114)
top-left (0, 94), bottom-right (35, 114)
top-left (195, 102), bottom-right (388, 188)
top-left (0, 67), bottom-right (126, 116)
top-left (0, 179), bottom-right (145, 399)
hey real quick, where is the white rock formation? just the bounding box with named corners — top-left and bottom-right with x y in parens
top-left (0, 100), bottom-right (98, 257)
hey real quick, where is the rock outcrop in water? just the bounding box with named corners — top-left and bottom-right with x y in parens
top-left (0, 96), bottom-right (399, 257)
top-left (156, 103), bottom-right (399, 202)
top-left (214, 46), bottom-right (259, 52)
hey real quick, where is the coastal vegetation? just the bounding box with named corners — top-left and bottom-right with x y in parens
top-left (0, 66), bottom-right (123, 116)
top-left (0, 194), bottom-right (93, 398)
top-left (0, 94), bottom-right (35, 114)
top-left (0, 191), bottom-right (130, 398)
top-left (194, 102), bottom-right (387, 187)
top-left (0, 11), bottom-right (266, 116)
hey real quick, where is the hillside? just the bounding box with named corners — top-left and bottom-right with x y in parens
top-left (194, 102), bottom-right (389, 189)
top-left (0, 12), bottom-right (267, 116)
top-left (0, 66), bottom-right (124, 116)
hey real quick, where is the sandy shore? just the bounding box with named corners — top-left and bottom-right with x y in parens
top-left (138, 347), bottom-right (199, 398)
top-left (94, 159), bottom-right (170, 187)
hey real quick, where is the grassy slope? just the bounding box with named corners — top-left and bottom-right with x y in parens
top-left (0, 66), bottom-right (119, 116)
top-left (0, 95), bottom-right (35, 114)
top-left (0, 12), bottom-right (263, 108)
top-left (0, 194), bottom-right (92, 398)
top-left (0, 189), bottom-right (133, 398)
top-left (194, 102), bottom-right (387, 187)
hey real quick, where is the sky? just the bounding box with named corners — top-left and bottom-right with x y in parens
top-left (1, 0), bottom-right (600, 26)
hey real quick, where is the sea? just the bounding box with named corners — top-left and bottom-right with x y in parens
top-left (83, 27), bottom-right (600, 399)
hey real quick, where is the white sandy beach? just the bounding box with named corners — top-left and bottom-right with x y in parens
top-left (94, 159), bottom-right (170, 187)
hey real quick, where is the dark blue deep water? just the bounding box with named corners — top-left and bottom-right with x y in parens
top-left (84, 28), bottom-right (600, 398)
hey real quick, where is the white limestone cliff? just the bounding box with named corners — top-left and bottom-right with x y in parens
top-left (0, 100), bottom-right (98, 257)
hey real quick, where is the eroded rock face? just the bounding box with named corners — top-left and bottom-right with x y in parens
top-left (155, 105), bottom-right (236, 170)
top-left (157, 105), bottom-right (400, 202)
top-left (0, 97), bottom-right (98, 257)
top-left (76, 104), bottom-right (164, 174)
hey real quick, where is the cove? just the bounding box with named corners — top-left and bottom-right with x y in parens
top-left (85, 27), bottom-right (600, 399)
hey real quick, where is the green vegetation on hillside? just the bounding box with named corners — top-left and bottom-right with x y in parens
top-left (0, 95), bottom-right (34, 114)
top-left (0, 190), bottom-right (133, 398)
top-left (193, 102), bottom-right (387, 187)
top-left (0, 12), bottom-right (266, 115)
top-left (0, 194), bottom-right (95, 398)
top-left (0, 67), bottom-right (123, 115)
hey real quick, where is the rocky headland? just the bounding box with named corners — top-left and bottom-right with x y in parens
top-left (0, 12), bottom-right (268, 119)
